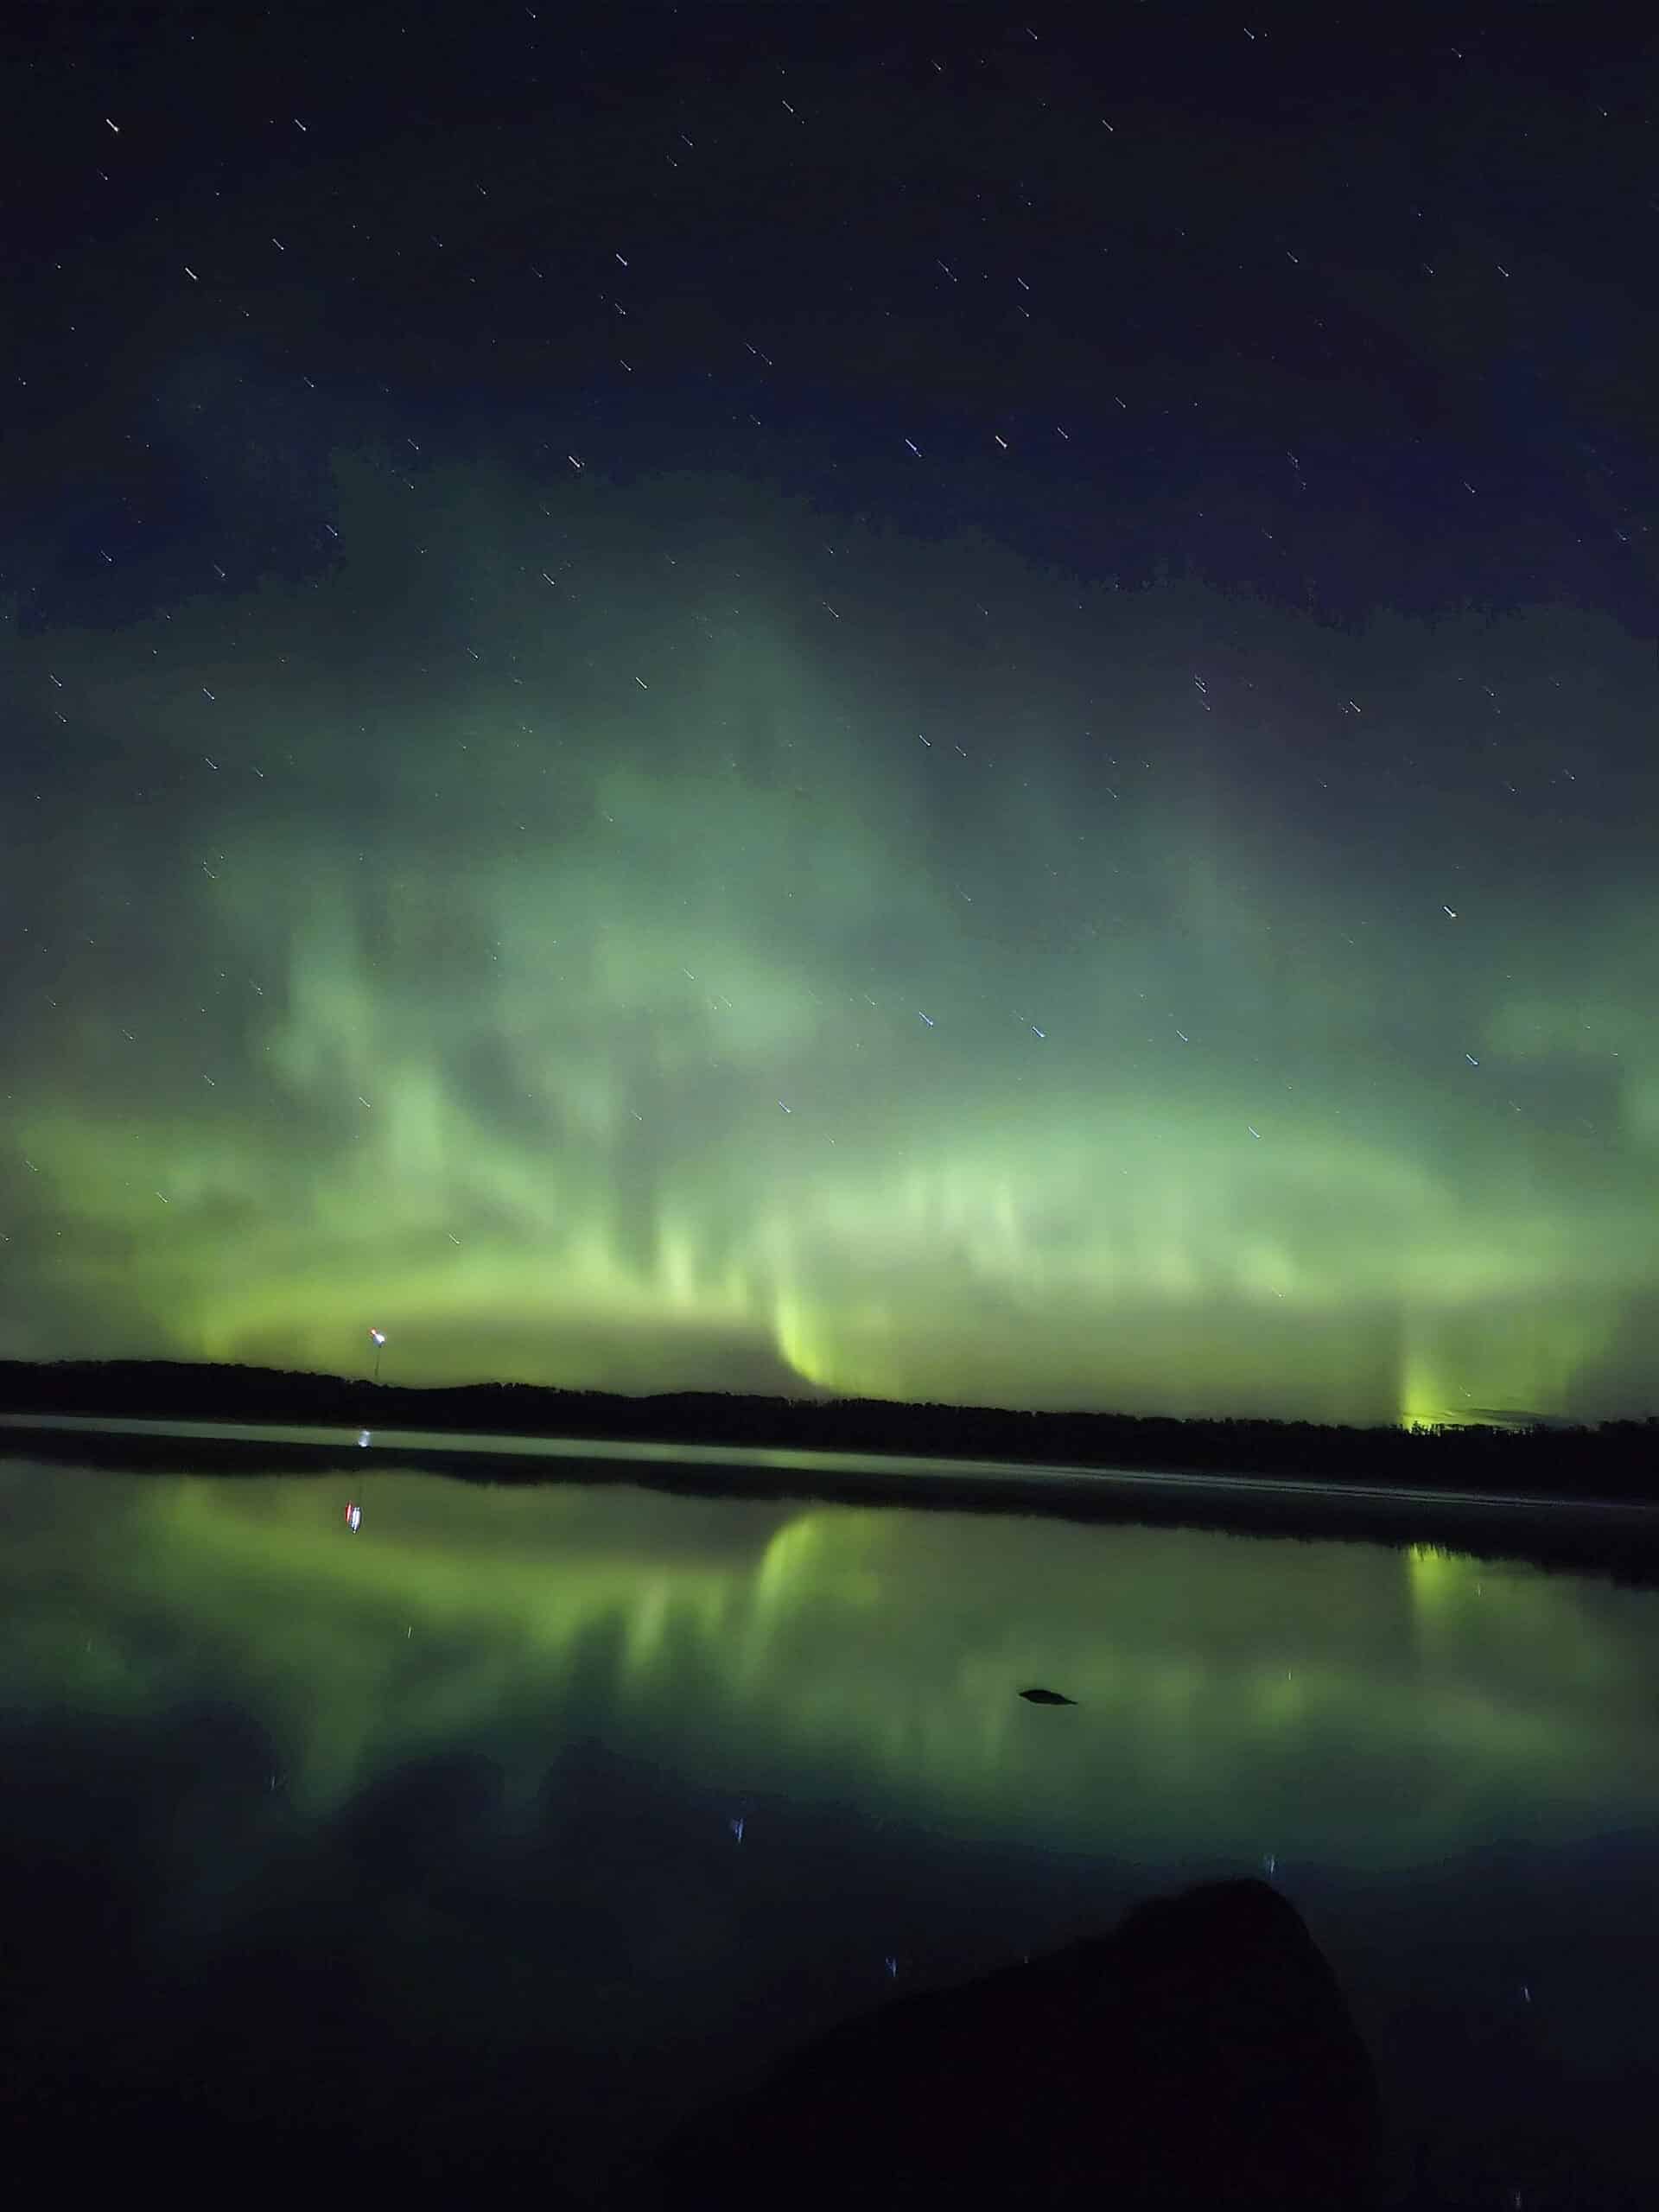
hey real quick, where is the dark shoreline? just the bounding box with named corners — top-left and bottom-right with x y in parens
top-left (6, 1402), bottom-right (1659, 1588)
top-left (3, 1357), bottom-right (1656, 1491)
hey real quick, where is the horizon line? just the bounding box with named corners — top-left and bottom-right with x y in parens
top-left (1, 1355), bottom-right (1649, 1435)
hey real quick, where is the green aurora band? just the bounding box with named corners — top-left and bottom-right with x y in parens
top-left (3, 457), bottom-right (1656, 1425)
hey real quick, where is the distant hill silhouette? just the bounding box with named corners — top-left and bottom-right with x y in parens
top-left (0, 1358), bottom-right (1654, 1502)
top-left (3, 1359), bottom-right (1658, 1586)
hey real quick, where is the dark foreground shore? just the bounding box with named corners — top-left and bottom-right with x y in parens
top-left (645, 1876), bottom-right (1384, 2209)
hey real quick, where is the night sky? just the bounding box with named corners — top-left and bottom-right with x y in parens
top-left (3, 3), bottom-right (1656, 1426)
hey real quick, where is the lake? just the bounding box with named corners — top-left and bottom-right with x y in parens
top-left (3, 1448), bottom-right (1656, 2206)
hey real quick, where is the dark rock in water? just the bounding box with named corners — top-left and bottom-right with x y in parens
top-left (1020, 1686), bottom-right (1077, 1705)
top-left (650, 1878), bottom-right (1382, 2209)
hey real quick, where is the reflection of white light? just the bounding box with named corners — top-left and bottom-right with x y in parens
top-left (344, 1502), bottom-right (362, 1533)
top-left (358, 1430), bottom-right (372, 1448)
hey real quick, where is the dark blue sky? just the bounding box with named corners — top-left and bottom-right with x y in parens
top-left (5, 3), bottom-right (1653, 635)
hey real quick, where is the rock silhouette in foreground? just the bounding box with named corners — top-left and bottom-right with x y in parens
top-left (1019, 1686), bottom-right (1077, 1704)
top-left (652, 1878), bottom-right (1381, 2209)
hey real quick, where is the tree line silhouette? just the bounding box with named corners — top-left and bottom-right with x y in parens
top-left (1, 1358), bottom-right (1654, 1503)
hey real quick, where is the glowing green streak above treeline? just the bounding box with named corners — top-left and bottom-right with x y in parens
top-left (2, 462), bottom-right (1656, 1422)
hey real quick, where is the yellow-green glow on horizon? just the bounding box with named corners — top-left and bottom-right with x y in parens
top-left (3, 461), bottom-right (1656, 1424)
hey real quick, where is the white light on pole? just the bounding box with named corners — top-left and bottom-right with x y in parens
top-left (369, 1326), bottom-right (386, 1384)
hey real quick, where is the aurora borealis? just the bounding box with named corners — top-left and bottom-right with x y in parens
top-left (3, 5), bottom-right (1656, 1426)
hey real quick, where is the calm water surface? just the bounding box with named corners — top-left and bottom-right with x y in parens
top-left (3, 1452), bottom-right (1656, 2206)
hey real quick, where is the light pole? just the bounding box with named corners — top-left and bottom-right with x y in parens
top-left (369, 1326), bottom-right (386, 1386)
